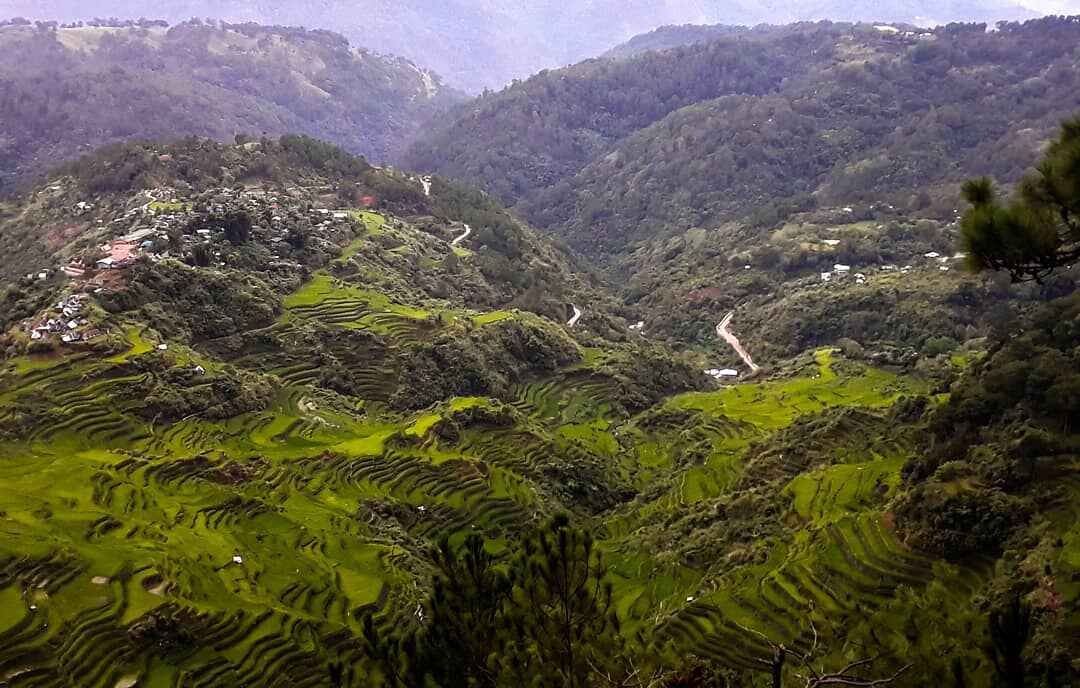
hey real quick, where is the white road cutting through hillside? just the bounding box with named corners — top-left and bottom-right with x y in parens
top-left (716, 311), bottom-right (760, 373)
top-left (567, 304), bottom-right (583, 328)
top-left (452, 223), bottom-right (472, 246)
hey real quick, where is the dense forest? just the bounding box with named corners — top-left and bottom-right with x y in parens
top-left (0, 19), bottom-right (461, 194)
top-left (601, 23), bottom-right (769, 60)
top-left (406, 17), bottom-right (1080, 260)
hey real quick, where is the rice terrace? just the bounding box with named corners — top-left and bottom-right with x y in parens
top-left (0, 12), bottom-right (1079, 685)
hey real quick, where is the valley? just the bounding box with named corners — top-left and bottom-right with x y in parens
top-left (0, 10), bottom-right (1077, 688)
top-left (0, 135), bottom-right (1074, 686)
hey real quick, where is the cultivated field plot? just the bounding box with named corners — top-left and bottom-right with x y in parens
top-left (0, 271), bottom-right (1044, 685)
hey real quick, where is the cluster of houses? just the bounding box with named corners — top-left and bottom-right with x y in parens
top-left (873, 25), bottom-right (935, 39)
top-left (820, 264), bottom-right (867, 284)
top-left (27, 295), bottom-right (101, 344)
top-left (53, 185), bottom-right (357, 282)
top-left (820, 251), bottom-right (968, 285)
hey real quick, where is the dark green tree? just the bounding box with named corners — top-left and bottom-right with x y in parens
top-left (412, 535), bottom-right (510, 688)
top-left (287, 227), bottom-right (309, 250)
top-left (187, 242), bottom-right (212, 267)
top-left (363, 517), bottom-right (670, 688)
top-left (499, 514), bottom-right (626, 688)
top-left (985, 595), bottom-right (1031, 688)
top-left (441, 250), bottom-right (461, 274)
top-left (960, 117), bottom-right (1080, 283)
top-left (220, 210), bottom-right (253, 245)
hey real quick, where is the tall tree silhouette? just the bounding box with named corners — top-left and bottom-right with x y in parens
top-left (961, 117), bottom-right (1080, 283)
top-left (985, 595), bottom-right (1032, 688)
top-left (500, 514), bottom-right (626, 688)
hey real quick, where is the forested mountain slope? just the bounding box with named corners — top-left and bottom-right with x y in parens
top-left (527, 19), bottom-right (1080, 258)
top-left (2, 0), bottom-right (1038, 91)
top-left (601, 24), bottom-right (764, 60)
top-left (0, 19), bottom-right (461, 194)
top-left (405, 18), bottom-right (1080, 365)
top-left (408, 18), bottom-right (1080, 254)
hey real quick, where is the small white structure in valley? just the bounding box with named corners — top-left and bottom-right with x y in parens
top-left (705, 368), bottom-right (740, 380)
top-left (834, 264), bottom-right (852, 274)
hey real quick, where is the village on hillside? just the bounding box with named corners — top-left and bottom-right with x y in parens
top-left (18, 179), bottom-right (369, 347)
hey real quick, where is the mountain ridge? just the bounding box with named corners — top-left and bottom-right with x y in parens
top-left (0, 0), bottom-right (1044, 91)
top-left (0, 19), bottom-right (462, 194)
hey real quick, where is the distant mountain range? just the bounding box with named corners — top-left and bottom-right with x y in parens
top-left (0, 20), bottom-right (459, 193)
top-left (0, 0), bottom-right (1051, 91)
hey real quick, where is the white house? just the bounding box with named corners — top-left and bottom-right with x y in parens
top-left (705, 368), bottom-right (740, 379)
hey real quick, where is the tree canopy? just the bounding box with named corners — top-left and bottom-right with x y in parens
top-left (961, 116), bottom-right (1080, 283)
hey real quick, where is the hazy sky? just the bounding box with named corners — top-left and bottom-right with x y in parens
top-left (1021, 0), bottom-right (1080, 10)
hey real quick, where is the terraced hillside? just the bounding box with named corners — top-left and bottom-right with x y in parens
top-left (3, 319), bottom-right (1059, 685)
top-left (0, 138), bottom-right (1077, 685)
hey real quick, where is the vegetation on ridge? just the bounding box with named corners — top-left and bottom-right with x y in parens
top-left (0, 19), bottom-right (460, 193)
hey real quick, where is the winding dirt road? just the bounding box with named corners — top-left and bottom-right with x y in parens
top-left (452, 223), bottom-right (472, 246)
top-left (716, 311), bottom-right (760, 373)
top-left (567, 304), bottom-right (583, 328)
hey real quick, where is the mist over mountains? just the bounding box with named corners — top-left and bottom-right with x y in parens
top-left (0, 0), bottom-right (1056, 90)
